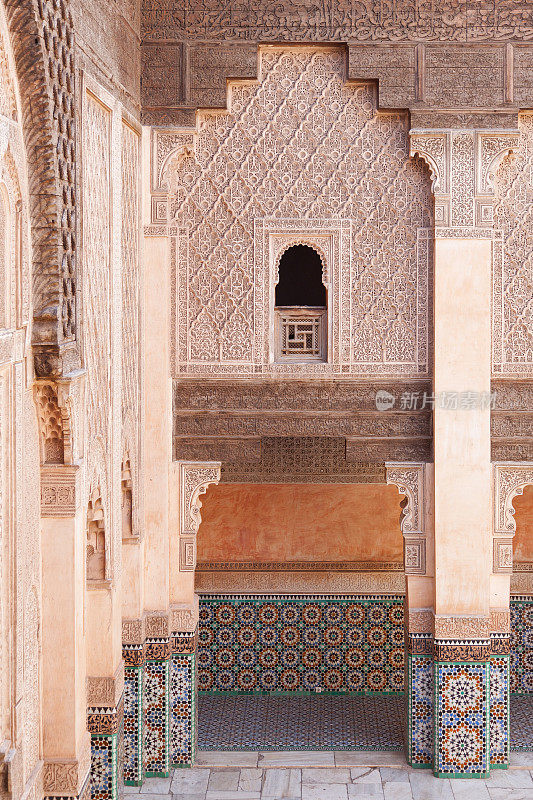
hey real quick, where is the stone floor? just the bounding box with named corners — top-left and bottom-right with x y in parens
top-left (126, 752), bottom-right (533, 800)
top-left (198, 694), bottom-right (533, 751)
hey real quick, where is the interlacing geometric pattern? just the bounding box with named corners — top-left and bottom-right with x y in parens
top-left (169, 47), bottom-right (433, 376)
top-left (511, 598), bottom-right (533, 693)
top-left (198, 595), bottom-right (405, 695)
top-left (434, 663), bottom-right (489, 777)
top-left (494, 114), bottom-right (533, 375)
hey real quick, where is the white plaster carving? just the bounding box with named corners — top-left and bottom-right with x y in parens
top-left (493, 114), bottom-right (533, 376)
top-left (178, 461), bottom-right (221, 572)
top-left (161, 47), bottom-right (433, 378)
top-left (410, 128), bottom-right (519, 230)
top-left (493, 462), bottom-right (533, 574)
top-left (386, 462), bottom-right (426, 575)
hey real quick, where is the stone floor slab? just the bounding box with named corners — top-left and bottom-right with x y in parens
top-left (347, 785), bottom-right (384, 798)
top-left (409, 771), bottom-right (454, 800)
top-left (262, 767), bottom-right (301, 797)
top-left (488, 791), bottom-right (533, 800)
top-left (140, 779), bottom-right (172, 794)
top-left (450, 778), bottom-right (491, 799)
top-left (260, 752), bottom-right (335, 767)
top-left (380, 768), bottom-right (410, 783)
top-left (351, 769), bottom-right (382, 783)
top-left (239, 769), bottom-right (263, 792)
top-left (171, 769), bottom-right (211, 794)
top-left (383, 784), bottom-right (413, 800)
top-left (488, 771), bottom-right (533, 788)
top-left (335, 754), bottom-right (405, 768)
top-left (302, 769), bottom-right (351, 784)
top-left (302, 784), bottom-right (348, 800)
top-left (197, 752), bottom-right (259, 767)
top-left (207, 771), bottom-right (240, 791)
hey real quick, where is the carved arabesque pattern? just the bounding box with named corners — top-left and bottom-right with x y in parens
top-left (121, 122), bottom-right (141, 538)
top-left (494, 463), bottom-right (533, 536)
top-left (494, 115), bottom-right (533, 375)
top-left (386, 462), bottom-right (426, 575)
top-left (165, 47), bottom-right (433, 376)
top-left (4, 0), bottom-right (78, 370)
top-left (82, 91), bottom-right (111, 472)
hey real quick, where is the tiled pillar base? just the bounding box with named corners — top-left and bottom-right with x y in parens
top-left (170, 630), bottom-right (198, 767)
top-left (123, 645), bottom-right (144, 785)
top-left (433, 641), bottom-right (490, 779)
top-left (88, 698), bottom-right (124, 800)
top-left (406, 634), bottom-right (434, 768)
top-left (143, 639), bottom-right (171, 777)
top-left (490, 633), bottom-right (510, 770)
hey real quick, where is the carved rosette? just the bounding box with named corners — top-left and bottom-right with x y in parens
top-left (410, 129), bottom-right (518, 230)
top-left (178, 461), bottom-right (221, 572)
top-left (386, 462), bottom-right (426, 575)
top-left (493, 462), bottom-right (533, 574)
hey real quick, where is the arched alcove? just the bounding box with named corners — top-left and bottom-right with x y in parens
top-left (274, 244), bottom-right (327, 362)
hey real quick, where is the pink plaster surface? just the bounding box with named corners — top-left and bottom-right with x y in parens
top-left (197, 483), bottom-right (403, 563)
top-left (514, 485), bottom-right (533, 562)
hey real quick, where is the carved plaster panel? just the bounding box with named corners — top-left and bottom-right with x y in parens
top-left (493, 115), bottom-right (533, 376)
top-left (160, 48), bottom-right (433, 378)
top-left (410, 129), bottom-right (518, 230)
top-left (178, 461), bottom-right (221, 571)
top-left (493, 462), bottom-right (533, 574)
top-left (386, 462), bottom-right (426, 575)
top-left (195, 570), bottom-right (406, 595)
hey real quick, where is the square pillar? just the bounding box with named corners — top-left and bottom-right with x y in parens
top-left (143, 635), bottom-right (171, 777)
top-left (123, 643), bottom-right (144, 785)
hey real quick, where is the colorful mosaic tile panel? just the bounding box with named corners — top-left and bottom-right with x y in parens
top-left (407, 654), bottom-right (433, 767)
top-left (124, 666), bottom-right (142, 784)
top-left (510, 694), bottom-right (533, 750)
top-left (434, 662), bottom-right (489, 777)
top-left (510, 598), bottom-right (533, 693)
top-left (90, 735), bottom-right (117, 800)
top-left (144, 660), bottom-right (170, 777)
top-left (198, 693), bottom-right (404, 750)
top-left (490, 655), bottom-right (510, 768)
top-left (198, 595), bottom-right (405, 695)
top-left (170, 653), bottom-right (196, 766)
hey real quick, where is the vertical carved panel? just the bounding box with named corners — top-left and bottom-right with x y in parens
top-left (83, 91), bottom-right (111, 539)
top-left (494, 115), bottom-right (533, 376)
top-left (121, 122), bottom-right (141, 538)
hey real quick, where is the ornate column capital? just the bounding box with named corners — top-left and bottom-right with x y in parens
top-left (410, 129), bottom-right (519, 231)
top-left (386, 462), bottom-right (426, 575)
top-left (178, 461), bottom-right (221, 572)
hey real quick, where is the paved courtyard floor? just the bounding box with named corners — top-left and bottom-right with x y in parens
top-left (126, 752), bottom-right (533, 800)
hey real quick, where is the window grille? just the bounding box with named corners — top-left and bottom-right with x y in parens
top-left (275, 307), bottom-right (326, 362)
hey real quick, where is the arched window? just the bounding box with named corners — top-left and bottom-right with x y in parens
top-left (274, 245), bottom-right (327, 362)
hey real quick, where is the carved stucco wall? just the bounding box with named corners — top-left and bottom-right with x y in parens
top-left (162, 46), bottom-right (434, 378)
top-left (121, 121), bottom-right (142, 540)
top-left (0, 6), bottom-right (42, 798)
top-left (494, 114), bottom-right (533, 377)
top-left (82, 77), bottom-right (142, 584)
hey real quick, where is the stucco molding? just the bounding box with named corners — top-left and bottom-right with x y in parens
top-left (410, 129), bottom-right (519, 229)
top-left (386, 462), bottom-right (425, 575)
top-left (493, 462), bottom-right (533, 573)
top-left (178, 461), bottom-right (221, 572)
